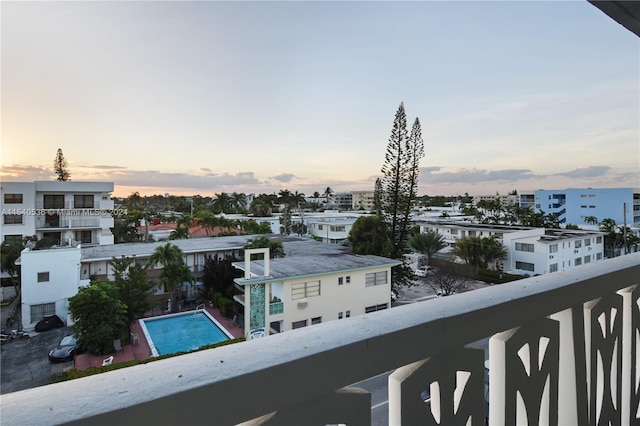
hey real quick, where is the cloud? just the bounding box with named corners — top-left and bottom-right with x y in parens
top-left (270, 173), bottom-right (298, 183)
top-left (421, 167), bottom-right (538, 184)
top-left (553, 166), bottom-right (611, 178)
top-left (82, 164), bottom-right (128, 170)
top-left (0, 165), bottom-right (51, 179)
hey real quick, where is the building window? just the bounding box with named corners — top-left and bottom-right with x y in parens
top-left (346, 310), bottom-right (351, 318)
top-left (330, 226), bottom-right (345, 232)
top-left (74, 195), bottom-right (94, 208)
top-left (584, 238), bottom-right (591, 246)
top-left (596, 236), bottom-right (603, 244)
top-left (3, 214), bottom-right (23, 225)
top-left (584, 255), bottom-right (591, 264)
top-left (549, 263), bottom-right (558, 273)
top-left (292, 320), bottom-right (308, 329)
top-left (515, 243), bottom-right (534, 253)
top-left (338, 277), bottom-right (344, 285)
top-left (346, 276), bottom-right (351, 284)
top-left (4, 194), bottom-right (23, 204)
top-left (468, 231), bottom-right (476, 237)
top-left (549, 244), bottom-right (558, 253)
top-left (75, 230), bottom-right (92, 244)
top-left (37, 272), bottom-right (50, 282)
top-left (318, 225), bottom-right (323, 230)
top-left (575, 240), bottom-right (582, 248)
top-left (365, 303), bottom-right (388, 313)
top-left (4, 234), bottom-right (22, 243)
top-left (535, 204), bottom-right (541, 209)
top-left (43, 194), bottom-right (65, 209)
top-left (291, 281), bottom-right (321, 300)
top-left (596, 252), bottom-right (603, 260)
top-left (575, 257), bottom-right (582, 266)
top-left (311, 317), bottom-right (322, 325)
top-left (30, 303), bottom-right (56, 324)
top-left (450, 229), bottom-right (458, 235)
top-left (515, 261), bottom-right (535, 272)
top-left (338, 312), bottom-right (343, 319)
top-left (365, 271), bottom-right (388, 287)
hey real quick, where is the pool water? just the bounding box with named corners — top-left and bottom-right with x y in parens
top-left (140, 310), bottom-right (233, 356)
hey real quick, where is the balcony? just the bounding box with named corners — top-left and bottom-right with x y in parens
top-left (2, 253), bottom-right (638, 425)
top-left (269, 301), bottom-right (284, 315)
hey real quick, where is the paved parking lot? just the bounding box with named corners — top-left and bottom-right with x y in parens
top-left (1, 326), bottom-right (73, 395)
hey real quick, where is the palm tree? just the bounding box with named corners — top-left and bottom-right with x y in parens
top-left (324, 187), bottom-right (333, 204)
top-left (452, 236), bottom-right (507, 270)
top-left (292, 191), bottom-right (306, 211)
top-left (278, 189), bottom-right (292, 206)
top-left (250, 194), bottom-right (276, 217)
top-left (409, 230), bottom-right (446, 267)
top-left (212, 192), bottom-right (232, 214)
top-left (584, 215), bottom-right (598, 225)
top-left (149, 243), bottom-right (193, 312)
top-left (231, 192), bottom-right (247, 214)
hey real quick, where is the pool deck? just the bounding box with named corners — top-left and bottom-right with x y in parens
top-left (74, 306), bottom-right (244, 371)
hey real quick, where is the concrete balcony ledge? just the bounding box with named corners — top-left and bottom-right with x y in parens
top-left (2, 254), bottom-right (639, 425)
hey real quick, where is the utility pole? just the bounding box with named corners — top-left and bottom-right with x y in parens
top-left (622, 202), bottom-right (627, 255)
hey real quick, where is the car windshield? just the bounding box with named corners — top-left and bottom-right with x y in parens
top-left (59, 335), bottom-right (77, 346)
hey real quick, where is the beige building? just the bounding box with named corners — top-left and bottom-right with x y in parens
top-left (351, 190), bottom-right (375, 211)
top-left (234, 240), bottom-right (401, 338)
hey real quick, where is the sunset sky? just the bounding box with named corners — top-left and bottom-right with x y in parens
top-left (1, 1), bottom-right (638, 198)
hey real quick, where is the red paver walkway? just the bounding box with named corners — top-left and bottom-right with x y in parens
top-left (74, 305), bottom-right (244, 371)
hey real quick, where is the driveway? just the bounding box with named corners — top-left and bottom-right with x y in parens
top-left (1, 326), bottom-right (73, 395)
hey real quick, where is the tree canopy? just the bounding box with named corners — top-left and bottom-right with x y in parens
top-left (348, 216), bottom-right (393, 257)
top-left (69, 280), bottom-right (127, 355)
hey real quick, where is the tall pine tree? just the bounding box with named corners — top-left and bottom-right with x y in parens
top-left (380, 103), bottom-right (424, 287)
top-left (53, 148), bottom-right (71, 181)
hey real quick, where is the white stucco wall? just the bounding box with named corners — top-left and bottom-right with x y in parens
top-left (250, 267), bottom-right (392, 335)
top-left (20, 246), bottom-right (82, 329)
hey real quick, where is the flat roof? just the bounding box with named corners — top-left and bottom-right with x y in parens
top-left (233, 239), bottom-right (402, 285)
top-left (81, 234), bottom-right (257, 261)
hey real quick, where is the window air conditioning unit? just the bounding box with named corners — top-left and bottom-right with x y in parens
top-left (297, 301), bottom-right (308, 309)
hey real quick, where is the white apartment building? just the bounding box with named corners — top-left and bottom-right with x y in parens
top-left (502, 228), bottom-right (605, 276)
top-left (307, 219), bottom-right (355, 244)
top-left (414, 220), bottom-right (605, 276)
top-left (233, 242), bottom-right (401, 338)
top-left (1, 181), bottom-right (115, 246)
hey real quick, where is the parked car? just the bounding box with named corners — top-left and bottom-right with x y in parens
top-left (35, 315), bottom-right (64, 332)
top-left (415, 266), bottom-right (436, 277)
top-left (49, 334), bottom-right (82, 362)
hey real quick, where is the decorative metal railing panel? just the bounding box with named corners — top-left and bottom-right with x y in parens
top-left (1, 254), bottom-right (638, 426)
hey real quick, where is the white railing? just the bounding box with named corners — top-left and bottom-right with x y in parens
top-left (2, 254), bottom-right (639, 425)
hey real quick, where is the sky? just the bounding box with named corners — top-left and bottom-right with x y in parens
top-left (1, 1), bottom-right (638, 198)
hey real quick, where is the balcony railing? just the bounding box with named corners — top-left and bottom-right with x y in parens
top-left (269, 301), bottom-right (284, 315)
top-left (36, 218), bottom-right (101, 229)
top-left (2, 253), bottom-right (638, 425)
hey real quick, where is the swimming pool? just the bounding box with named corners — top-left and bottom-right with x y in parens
top-left (139, 310), bottom-right (234, 357)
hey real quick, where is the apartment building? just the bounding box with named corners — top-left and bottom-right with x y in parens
top-left (234, 241), bottom-right (401, 338)
top-left (502, 228), bottom-right (605, 276)
top-left (520, 187), bottom-right (640, 226)
top-left (472, 193), bottom-right (519, 206)
top-left (1, 181), bottom-right (115, 246)
top-left (351, 190), bottom-right (375, 211)
top-left (18, 235), bottom-right (400, 332)
top-left (414, 220), bottom-right (605, 276)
